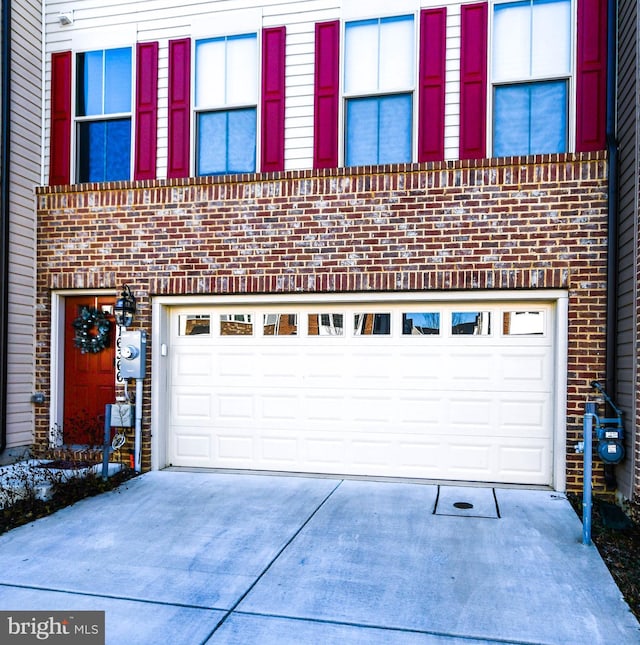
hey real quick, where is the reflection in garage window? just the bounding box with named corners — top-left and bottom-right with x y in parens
top-left (402, 312), bottom-right (440, 335)
top-left (220, 314), bottom-right (253, 335)
top-left (263, 314), bottom-right (298, 335)
top-left (503, 311), bottom-right (544, 335)
top-left (452, 311), bottom-right (491, 335)
top-left (354, 313), bottom-right (391, 335)
top-left (178, 314), bottom-right (211, 336)
top-left (308, 313), bottom-right (344, 336)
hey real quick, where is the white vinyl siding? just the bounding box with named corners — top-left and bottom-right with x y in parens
top-left (42, 0), bottom-right (469, 178)
top-left (8, 0), bottom-right (41, 448)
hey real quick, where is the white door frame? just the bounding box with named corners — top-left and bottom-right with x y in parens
top-left (151, 290), bottom-right (568, 490)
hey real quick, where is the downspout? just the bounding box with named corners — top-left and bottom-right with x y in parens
top-left (604, 0), bottom-right (618, 489)
top-left (0, 0), bottom-right (12, 453)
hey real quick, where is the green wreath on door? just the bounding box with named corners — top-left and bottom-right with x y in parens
top-left (72, 306), bottom-right (111, 354)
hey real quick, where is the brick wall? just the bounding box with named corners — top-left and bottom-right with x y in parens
top-left (35, 152), bottom-right (609, 491)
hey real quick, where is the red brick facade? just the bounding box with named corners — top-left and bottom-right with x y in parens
top-left (35, 152), bottom-right (609, 491)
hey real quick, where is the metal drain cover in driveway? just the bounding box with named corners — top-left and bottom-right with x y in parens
top-left (434, 486), bottom-right (499, 518)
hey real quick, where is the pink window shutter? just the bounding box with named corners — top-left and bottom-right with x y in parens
top-left (261, 26), bottom-right (286, 172)
top-left (576, 0), bottom-right (607, 152)
top-left (459, 2), bottom-right (488, 160)
top-left (134, 42), bottom-right (159, 181)
top-left (313, 20), bottom-right (340, 169)
top-left (167, 38), bottom-right (191, 179)
top-left (418, 8), bottom-right (447, 163)
top-left (49, 51), bottom-right (72, 186)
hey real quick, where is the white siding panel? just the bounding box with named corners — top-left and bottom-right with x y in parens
top-left (7, 0), bottom-right (40, 449)
top-left (445, 4), bottom-right (461, 160)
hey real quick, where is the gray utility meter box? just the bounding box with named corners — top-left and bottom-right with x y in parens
top-left (119, 330), bottom-right (147, 380)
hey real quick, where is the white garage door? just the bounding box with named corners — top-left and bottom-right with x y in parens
top-left (166, 301), bottom-right (555, 485)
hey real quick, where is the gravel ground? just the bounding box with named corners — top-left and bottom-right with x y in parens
top-left (568, 493), bottom-right (640, 621)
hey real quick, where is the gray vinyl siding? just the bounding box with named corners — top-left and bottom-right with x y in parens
top-left (615, 0), bottom-right (639, 499)
top-left (6, 0), bottom-right (41, 449)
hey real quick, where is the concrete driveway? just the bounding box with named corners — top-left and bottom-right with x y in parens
top-left (0, 470), bottom-right (638, 644)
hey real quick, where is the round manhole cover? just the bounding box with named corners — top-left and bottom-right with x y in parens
top-left (453, 502), bottom-right (474, 510)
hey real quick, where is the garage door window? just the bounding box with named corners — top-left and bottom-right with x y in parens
top-left (452, 311), bottom-right (491, 335)
top-left (354, 313), bottom-right (391, 335)
top-left (178, 314), bottom-right (211, 336)
top-left (403, 312), bottom-right (440, 335)
top-left (263, 314), bottom-right (298, 336)
top-left (220, 314), bottom-right (253, 335)
top-left (308, 313), bottom-right (344, 336)
top-left (503, 311), bottom-right (544, 335)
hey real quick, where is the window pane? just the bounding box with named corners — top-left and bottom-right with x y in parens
top-left (346, 98), bottom-right (379, 166)
top-left (104, 48), bottom-right (131, 114)
top-left (379, 95), bottom-right (412, 163)
top-left (308, 314), bottom-right (344, 336)
top-left (77, 119), bottom-right (131, 182)
top-left (532, 0), bottom-right (571, 77)
top-left (77, 50), bottom-right (103, 116)
top-left (197, 109), bottom-right (256, 175)
top-left (530, 81), bottom-right (567, 153)
top-left (263, 314), bottom-right (298, 336)
top-left (227, 108), bottom-right (257, 172)
top-left (345, 19), bottom-right (378, 94)
top-left (493, 85), bottom-right (531, 156)
top-left (379, 16), bottom-right (414, 91)
top-left (503, 311), bottom-right (544, 335)
top-left (196, 39), bottom-right (226, 107)
top-left (403, 312), bottom-right (440, 335)
top-left (354, 314), bottom-right (391, 335)
top-left (227, 34), bottom-right (258, 105)
top-left (452, 312), bottom-right (491, 335)
top-left (105, 119), bottom-right (132, 180)
top-left (346, 95), bottom-right (411, 166)
top-left (494, 82), bottom-right (566, 156)
top-left (493, 2), bottom-right (531, 81)
top-left (179, 314), bottom-right (211, 336)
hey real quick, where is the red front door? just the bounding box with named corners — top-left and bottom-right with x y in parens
top-left (63, 296), bottom-right (116, 445)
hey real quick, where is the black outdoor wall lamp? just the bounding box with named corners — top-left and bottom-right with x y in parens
top-left (114, 284), bottom-right (136, 328)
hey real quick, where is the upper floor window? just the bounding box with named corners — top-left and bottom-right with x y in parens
top-left (344, 15), bottom-right (415, 166)
top-left (491, 0), bottom-right (571, 156)
top-left (75, 48), bottom-right (132, 182)
top-left (195, 34), bottom-right (258, 175)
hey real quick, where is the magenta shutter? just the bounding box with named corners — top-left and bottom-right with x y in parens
top-left (134, 42), bottom-right (159, 181)
top-left (576, 0), bottom-right (607, 152)
top-left (167, 38), bottom-right (191, 179)
top-left (261, 26), bottom-right (286, 172)
top-left (313, 20), bottom-right (340, 169)
top-left (418, 8), bottom-right (447, 162)
top-left (49, 51), bottom-right (72, 185)
top-left (459, 3), bottom-right (488, 160)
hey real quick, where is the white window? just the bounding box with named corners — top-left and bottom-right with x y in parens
top-left (75, 48), bottom-right (132, 182)
top-left (491, 0), bottom-right (571, 156)
top-left (195, 34), bottom-right (258, 175)
top-left (344, 15), bottom-right (415, 166)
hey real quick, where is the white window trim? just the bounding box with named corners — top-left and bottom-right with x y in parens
top-left (340, 12), bottom-right (420, 167)
top-left (71, 46), bottom-right (135, 183)
top-left (190, 32), bottom-right (262, 177)
top-left (487, 0), bottom-right (577, 156)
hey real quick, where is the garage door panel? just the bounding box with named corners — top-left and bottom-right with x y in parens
top-left (171, 430), bottom-right (213, 464)
top-left (171, 388), bottom-right (214, 424)
top-left (167, 302), bottom-right (556, 485)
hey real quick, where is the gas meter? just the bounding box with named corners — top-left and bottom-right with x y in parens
top-left (591, 381), bottom-right (625, 464)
